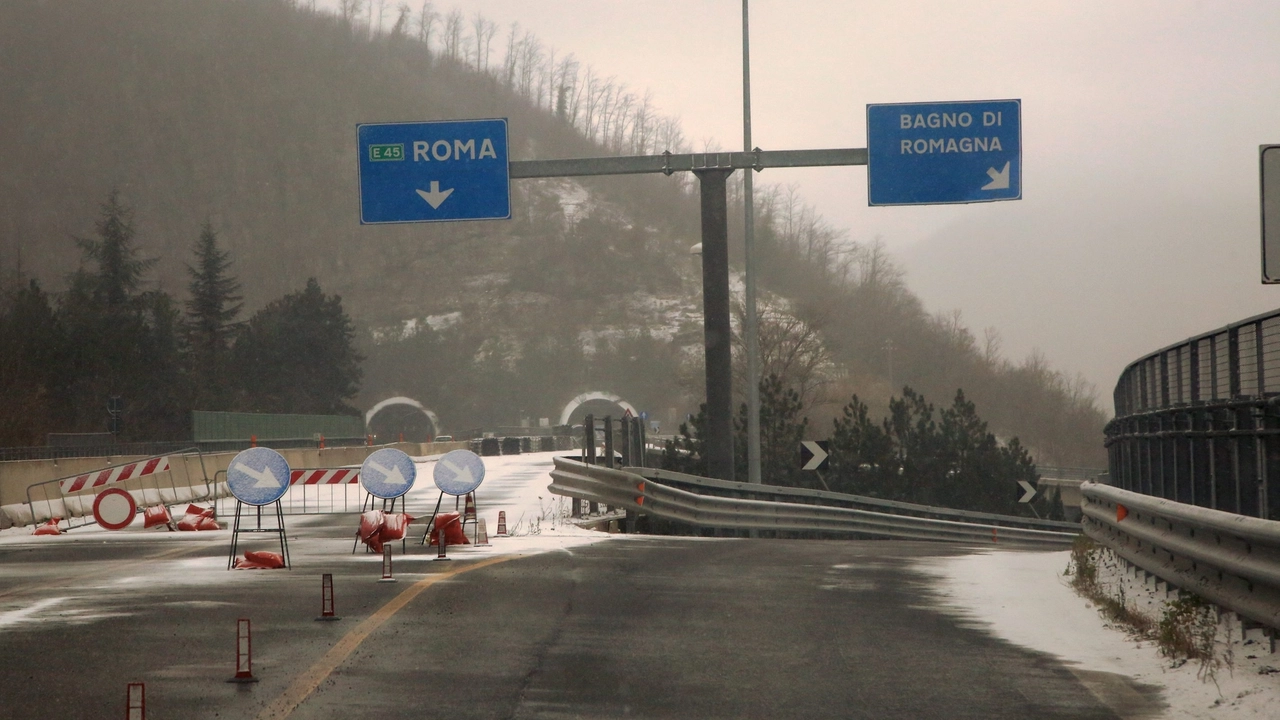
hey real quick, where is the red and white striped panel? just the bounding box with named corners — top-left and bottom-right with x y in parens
top-left (59, 456), bottom-right (170, 494)
top-left (289, 469), bottom-right (360, 486)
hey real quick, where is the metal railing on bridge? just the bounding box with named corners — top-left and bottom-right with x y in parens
top-left (1107, 307), bottom-right (1280, 520)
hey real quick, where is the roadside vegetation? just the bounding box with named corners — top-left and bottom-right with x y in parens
top-left (1065, 536), bottom-right (1227, 679)
top-left (2, 0), bottom-right (1108, 463)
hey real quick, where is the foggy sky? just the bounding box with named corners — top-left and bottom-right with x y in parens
top-left (332, 0), bottom-right (1280, 407)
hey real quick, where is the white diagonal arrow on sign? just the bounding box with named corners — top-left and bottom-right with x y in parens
top-left (801, 440), bottom-right (828, 471)
top-left (367, 461), bottom-right (407, 487)
top-left (440, 458), bottom-right (474, 487)
top-left (981, 161), bottom-right (1010, 190)
top-left (234, 462), bottom-right (281, 489)
top-left (1017, 479), bottom-right (1037, 503)
top-left (416, 181), bottom-right (454, 209)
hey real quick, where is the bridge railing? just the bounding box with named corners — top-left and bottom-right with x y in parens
top-left (1106, 306), bottom-right (1280, 520)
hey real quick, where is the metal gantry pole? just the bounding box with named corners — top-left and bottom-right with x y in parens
top-left (694, 166), bottom-right (736, 481)
top-left (742, 0), bottom-right (762, 486)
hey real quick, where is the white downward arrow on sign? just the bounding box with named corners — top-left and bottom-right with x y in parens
top-left (1018, 479), bottom-right (1037, 503)
top-left (982, 161), bottom-right (1010, 190)
top-left (234, 462), bottom-right (281, 489)
top-left (440, 458), bottom-right (474, 487)
top-left (416, 181), bottom-right (454, 209)
top-left (368, 461), bottom-right (407, 487)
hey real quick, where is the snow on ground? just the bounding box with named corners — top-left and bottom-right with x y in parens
top-left (0, 451), bottom-right (613, 628)
top-left (914, 550), bottom-right (1280, 719)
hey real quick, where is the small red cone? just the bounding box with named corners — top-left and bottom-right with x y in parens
top-left (316, 573), bottom-right (340, 621)
top-left (378, 546), bottom-right (396, 583)
top-left (463, 493), bottom-right (477, 522)
top-left (319, 434), bottom-right (326, 449)
top-left (125, 682), bottom-right (145, 720)
top-left (497, 510), bottom-right (508, 536)
top-left (434, 527), bottom-right (451, 561)
top-left (476, 519), bottom-right (491, 547)
top-left (250, 434), bottom-right (257, 448)
top-left (992, 527), bottom-right (998, 543)
top-left (227, 618), bottom-right (258, 683)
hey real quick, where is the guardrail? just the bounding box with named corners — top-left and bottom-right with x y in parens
top-left (1081, 481), bottom-right (1280, 629)
top-left (634, 466), bottom-right (1079, 533)
top-left (549, 457), bottom-right (1078, 546)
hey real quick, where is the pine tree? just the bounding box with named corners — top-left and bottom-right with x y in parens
top-left (231, 278), bottom-right (363, 414)
top-left (73, 189), bottom-right (156, 310)
top-left (58, 190), bottom-right (161, 437)
top-left (184, 222), bottom-right (242, 408)
top-left (0, 280), bottom-right (67, 444)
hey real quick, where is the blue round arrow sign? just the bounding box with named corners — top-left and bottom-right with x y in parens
top-left (360, 448), bottom-right (417, 499)
top-left (434, 449), bottom-right (485, 496)
top-left (227, 447), bottom-right (291, 506)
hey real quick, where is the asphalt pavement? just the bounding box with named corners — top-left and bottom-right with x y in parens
top-left (0, 518), bottom-right (1165, 720)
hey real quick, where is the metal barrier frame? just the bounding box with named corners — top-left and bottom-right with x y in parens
top-left (24, 448), bottom-right (210, 531)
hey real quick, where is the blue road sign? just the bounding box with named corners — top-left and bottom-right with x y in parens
top-left (867, 99), bottom-right (1021, 206)
top-left (434, 449), bottom-right (486, 496)
top-left (227, 447), bottom-right (291, 506)
top-left (360, 448), bottom-right (417, 499)
top-left (357, 118), bottom-right (510, 224)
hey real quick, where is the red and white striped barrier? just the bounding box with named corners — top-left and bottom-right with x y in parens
top-left (289, 468), bottom-right (360, 486)
top-left (59, 457), bottom-right (169, 494)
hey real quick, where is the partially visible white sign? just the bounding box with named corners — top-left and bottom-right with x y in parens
top-left (1261, 145), bottom-right (1280, 283)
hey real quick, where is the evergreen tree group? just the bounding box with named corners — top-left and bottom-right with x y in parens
top-left (0, 192), bottom-right (363, 445)
top-left (664, 377), bottom-right (1063, 519)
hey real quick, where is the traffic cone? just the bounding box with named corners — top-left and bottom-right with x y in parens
top-left (434, 527), bottom-right (451, 561)
top-left (316, 573), bottom-right (340, 621)
top-left (125, 682), bottom-right (145, 720)
top-left (476, 519), bottom-right (490, 546)
top-left (497, 510), bottom-right (508, 536)
top-left (379, 546), bottom-right (396, 582)
top-left (227, 618), bottom-right (258, 683)
top-left (463, 493), bottom-right (477, 522)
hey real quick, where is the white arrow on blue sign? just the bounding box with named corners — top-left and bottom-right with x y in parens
top-left (227, 447), bottom-right (292, 506)
top-left (357, 118), bottom-right (510, 224)
top-left (360, 448), bottom-right (418, 499)
top-left (867, 99), bottom-right (1021, 206)
top-left (434, 449), bottom-right (486, 496)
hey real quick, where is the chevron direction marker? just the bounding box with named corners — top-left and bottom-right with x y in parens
top-left (1017, 479), bottom-right (1038, 504)
top-left (800, 440), bottom-right (830, 471)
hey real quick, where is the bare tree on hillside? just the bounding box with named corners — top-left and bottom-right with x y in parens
top-left (442, 9), bottom-right (463, 62)
top-left (417, 1), bottom-right (438, 52)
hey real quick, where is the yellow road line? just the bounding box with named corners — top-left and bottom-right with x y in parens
top-left (256, 554), bottom-right (520, 720)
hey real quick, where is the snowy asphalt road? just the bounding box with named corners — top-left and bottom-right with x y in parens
top-left (0, 539), bottom-right (1162, 718)
top-left (0, 452), bottom-right (1165, 718)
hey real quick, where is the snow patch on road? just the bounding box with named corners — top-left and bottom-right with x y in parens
top-left (914, 550), bottom-right (1280, 719)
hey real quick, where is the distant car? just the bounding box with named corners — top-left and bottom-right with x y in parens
top-left (434, 435), bottom-right (454, 442)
